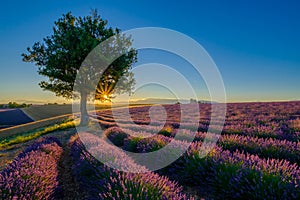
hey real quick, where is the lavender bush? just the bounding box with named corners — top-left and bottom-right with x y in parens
top-left (69, 134), bottom-right (193, 199)
top-left (109, 132), bottom-right (300, 199)
top-left (0, 137), bottom-right (63, 200)
top-left (165, 142), bottom-right (300, 199)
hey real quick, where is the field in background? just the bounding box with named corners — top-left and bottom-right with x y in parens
top-left (0, 103), bottom-right (151, 140)
top-left (21, 104), bottom-right (112, 121)
top-left (0, 109), bottom-right (34, 129)
top-left (1, 101), bottom-right (300, 199)
top-left (21, 103), bottom-right (149, 121)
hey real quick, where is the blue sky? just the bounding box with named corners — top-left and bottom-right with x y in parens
top-left (0, 0), bottom-right (300, 103)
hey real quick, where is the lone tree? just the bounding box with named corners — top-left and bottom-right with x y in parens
top-left (22, 10), bottom-right (137, 125)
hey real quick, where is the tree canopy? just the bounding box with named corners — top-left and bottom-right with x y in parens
top-left (22, 10), bottom-right (137, 125)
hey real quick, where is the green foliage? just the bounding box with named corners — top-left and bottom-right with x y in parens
top-left (22, 10), bottom-right (137, 100)
top-left (1, 102), bottom-right (32, 108)
top-left (22, 10), bottom-right (137, 125)
top-left (104, 127), bottom-right (129, 147)
top-left (123, 136), bottom-right (143, 152)
top-left (0, 119), bottom-right (77, 150)
top-left (158, 126), bottom-right (173, 137)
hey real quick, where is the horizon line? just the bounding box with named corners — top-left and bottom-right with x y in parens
top-left (1, 98), bottom-right (299, 105)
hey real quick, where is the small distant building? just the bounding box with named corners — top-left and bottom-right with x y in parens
top-left (2, 104), bottom-right (9, 109)
top-left (190, 98), bottom-right (198, 104)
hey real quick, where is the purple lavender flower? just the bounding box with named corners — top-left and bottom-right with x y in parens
top-left (0, 137), bottom-right (63, 199)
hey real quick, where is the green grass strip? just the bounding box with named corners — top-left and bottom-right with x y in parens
top-left (0, 119), bottom-right (79, 150)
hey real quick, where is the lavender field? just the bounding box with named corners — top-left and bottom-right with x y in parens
top-left (1, 101), bottom-right (300, 199)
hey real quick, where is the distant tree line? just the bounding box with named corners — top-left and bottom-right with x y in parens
top-left (190, 98), bottom-right (212, 104)
top-left (0, 102), bottom-right (32, 108)
top-left (45, 102), bottom-right (58, 105)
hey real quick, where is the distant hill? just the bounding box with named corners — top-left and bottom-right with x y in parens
top-left (129, 98), bottom-right (215, 105)
top-left (129, 98), bottom-right (186, 105)
top-left (19, 99), bottom-right (215, 121)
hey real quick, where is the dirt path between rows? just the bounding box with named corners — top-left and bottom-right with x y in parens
top-left (56, 141), bottom-right (84, 199)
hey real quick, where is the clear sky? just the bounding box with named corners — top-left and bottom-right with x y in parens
top-left (0, 0), bottom-right (300, 103)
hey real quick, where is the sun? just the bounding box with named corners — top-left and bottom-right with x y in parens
top-left (95, 80), bottom-right (114, 102)
top-left (101, 93), bottom-right (111, 102)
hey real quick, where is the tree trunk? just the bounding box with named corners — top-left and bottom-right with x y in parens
top-left (80, 92), bottom-right (89, 126)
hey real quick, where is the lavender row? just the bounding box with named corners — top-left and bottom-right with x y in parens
top-left (69, 133), bottom-right (194, 200)
top-left (158, 143), bottom-right (299, 199)
top-left (99, 102), bottom-right (300, 128)
top-left (94, 114), bottom-right (299, 143)
top-left (106, 130), bottom-right (300, 199)
top-left (94, 102), bottom-right (300, 142)
top-left (105, 125), bottom-right (300, 165)
top-left (219, 134), bottom-right (300, 164)
top-left (0, 137), bottom-right (63, 200)
top-left (167, 128), bottom-right (300, 165)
